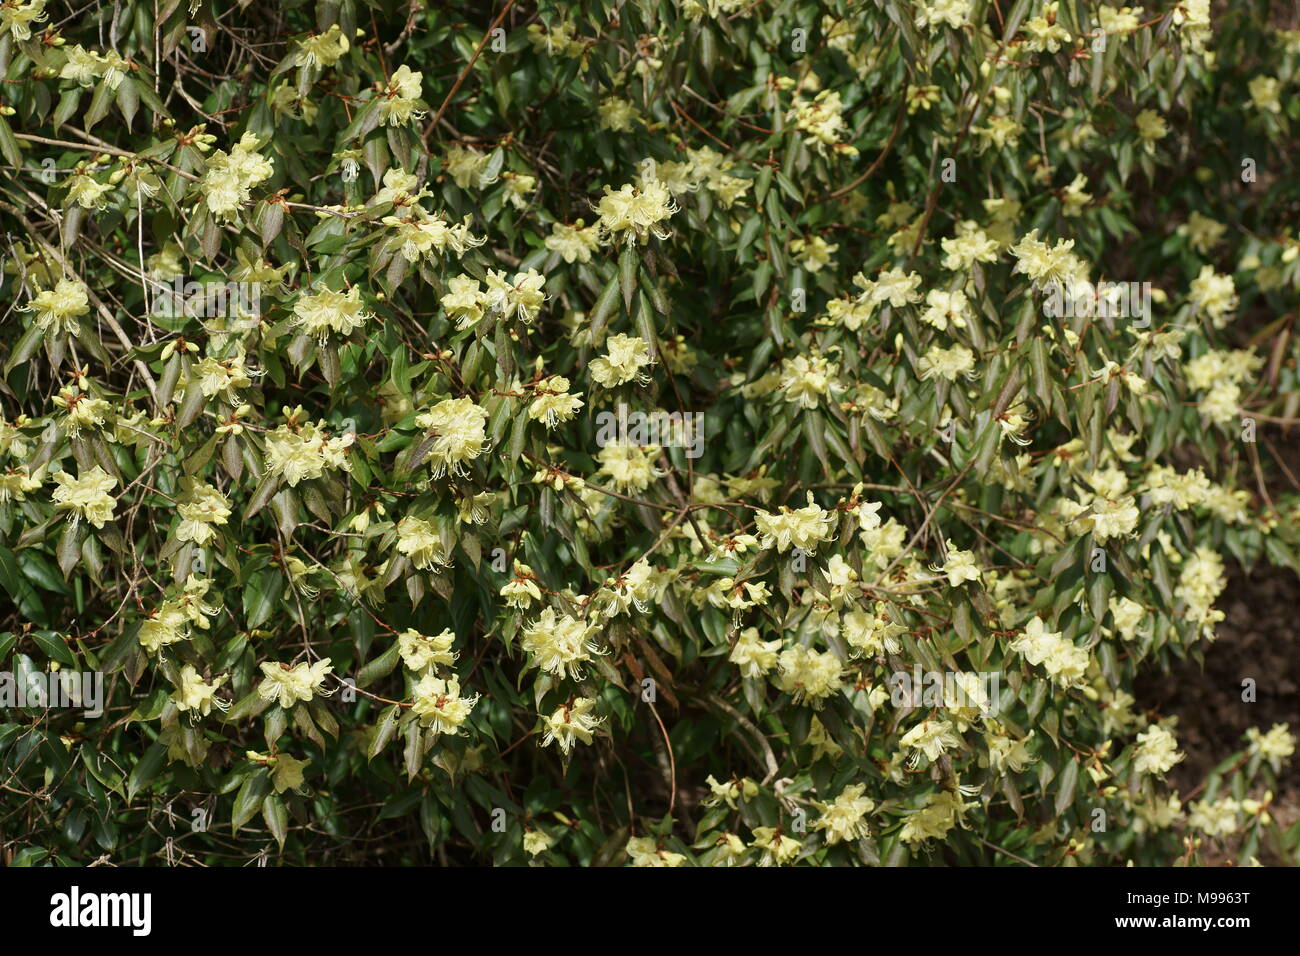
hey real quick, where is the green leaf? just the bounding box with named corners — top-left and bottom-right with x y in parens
top-left (243, 570), bottom-right (284, 630)
top-left (1054, 757), bottom-right (1080, 818)
top-left (84, 81), bottom-right (116, 130)
top-left (176, 381), bottom-right (207, 428)
top-left (231, 771), bottom-right (272, 833)
top-left (262, 793), bottom-right (289, 849)
top-left (357, 640), bottom-right (401, 687)
top-left (244, 472), bottom-right (281, 519)
top-left (30, 631), bottom-right (76, 667)
top-left (56, 521), bottom-right (85, 577)
top-left (619, 242), bottom-right (638, 314)
top-left (4, 323), bottom-right (45, 376)
top-left (589, 273), bottom-right (621, 340)
top-left (368, 704), bottom-right (400, 759)
top-left (508, 411), bottom-right (529, 463)
top-left (0, 114), bottom-right (21, 166)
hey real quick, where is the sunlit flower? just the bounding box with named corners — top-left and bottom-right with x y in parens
top-left (589, 333), bottom-right (654, 387)
top-left (257, 658), bottom-right (335, 708)
top-left (398, 628), bottom-right (457, 674)
top-left (415, 397), bottom-right (489, 477)
top-left (626, 835), bottom-right (686, 867)
top-left (411, 673), bottom-right (479, 735)
top-left (754, 493), bottom-right (834, 553)
top-left (21, 279), bottom-right (90, 335)
top-left (1009, 617), bottom-right (1090, 687)
top-left (1133, 724), bottom-right (1183, 776)
top-left (172, 665), bottom-right (229, 717)
top-left (176, 482), bottom-right (231, 545)
top-left (594, 180), bottom-right (678, 244)
top-left (775, 644), bottom-right (844, 705)
top-left (291, 286), bottom-right (372, 341)
top-left (545, 220), bottom-right (603, 263)
top-left (396, 515), bottom-right (451, 571)
top-left (201, 133), bottom-right (273, 219)
top-left (813, 784), bottom-right (875, 844)
top-left (521, 607), bottom-right (600, 679)
top-left (915, 0), bottom-right (971, 31)
top-left (729, 627), bottom-right (781, 678)
top-left (380, 64), bottom-right (425, 125)
top-left (52, 465), bottom-right (117, 528)
top-left (540, 696), bottom-right (604, 754)
top-left (295, 24), bottom-right (349, 68)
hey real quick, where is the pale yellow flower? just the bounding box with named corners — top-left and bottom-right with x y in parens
top-left (258, 658), bottom-right (335, 708)
top-left (172, 665), bottom-right (229, 717)
top-left (540, 696), bottom-right (604, 754)
top-left (411, 673), bottom-right (478, 735)
top-left (52, 466), bottom-right (117, 528)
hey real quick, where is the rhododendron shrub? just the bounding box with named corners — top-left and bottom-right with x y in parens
top-left (0, 0), bottom-right (1298, 867)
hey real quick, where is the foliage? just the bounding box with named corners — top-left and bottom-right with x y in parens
top-left (1, 0), bottom-right (1299, 866)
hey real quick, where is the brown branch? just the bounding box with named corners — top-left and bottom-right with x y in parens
top-left (421, 0), bottom-right (520, 146)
